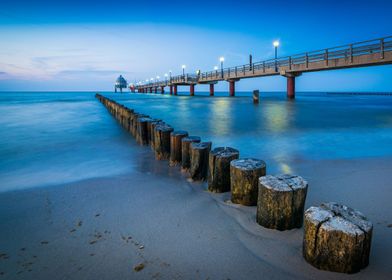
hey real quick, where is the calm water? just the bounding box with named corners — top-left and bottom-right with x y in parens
top-left (1, 91), bottom-right (392, 192)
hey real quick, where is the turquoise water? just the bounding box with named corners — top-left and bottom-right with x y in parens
top-left (1, 91), bottom-right (392, 192)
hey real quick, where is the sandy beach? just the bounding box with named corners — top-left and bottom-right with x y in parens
top-left (1, 139), bottom-right (391, 279)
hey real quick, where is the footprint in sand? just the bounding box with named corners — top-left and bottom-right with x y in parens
top-left (134, 263), bottom-right (145, 272)
top-left (40, 241), bottom-right (49, 245)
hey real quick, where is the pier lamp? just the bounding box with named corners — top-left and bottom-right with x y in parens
top-left (156, 76), bottom-right (160, 81)
top-left (273, 41), bottom-right (280, 58)
top-left (182, 65), bottom-right (186, 76)
top-left (219, 56), bottom-right (225, 69)
top-left (164, 73), bottom-right (168, 83)
top-left (219, 57), bottom-right (225, 78)
top-left (273, 40), bottom-right (280, 72)
top-left (214, 66), bottom-right (218, 70)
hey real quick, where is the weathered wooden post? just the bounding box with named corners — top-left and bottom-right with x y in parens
top-left (124, 109), bottom-right (134, 131)
top-left (169, 131), bottom-right (189, 165)
top-left (189, 142), bottom-right (212, 181)
top-left (181, 136), bottom-right (201, 170)
top-left (253, 90), bottom-right (259, 104)
top-left (154, 124), bottom-right (174, 160)
top-left (136, 117), bottom-right (152, 145)
top-left (132, 113), bottom-right (149, 137)
top-left (146, 119), bottom-right (161, 143)
top-left (208, 147), bottom-right (239, 193)
top-left (230, 158), bottom-right (266, 206)
top-left (257, 174), bottom-right (308, 230)
top-left (150, 120), bottom-right (165, 150)
top-left (303, 202), bottom-right (373, 274)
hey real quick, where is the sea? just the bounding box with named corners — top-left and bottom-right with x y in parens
top-left (1, 91), bottom-right (392, 192)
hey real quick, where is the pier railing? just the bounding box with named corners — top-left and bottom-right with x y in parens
top-left (139, 36), bottom-right (392, 88)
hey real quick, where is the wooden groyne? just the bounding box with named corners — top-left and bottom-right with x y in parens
top-left (95, 93), bottom-right (373, 274)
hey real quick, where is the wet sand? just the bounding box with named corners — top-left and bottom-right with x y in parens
top-left (0, 146), bottom-right (391, 279)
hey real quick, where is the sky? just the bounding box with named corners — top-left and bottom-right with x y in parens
top-left (0, 0), bottom-right (392, 92)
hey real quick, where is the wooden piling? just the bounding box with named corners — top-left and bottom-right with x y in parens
top-left (154, 124), bottom-right (174, 160)
top-left (208, 147), bottom-right (239, 193)
top-left (150, 120), bottom-right (165, 150)
top-left (136, 117), bottom-right (153, 145)
top-left (303, 202), bottom-right (373, 274)
top-left (257, 174), bottom-right (308, 230)
top-left (181, 136), bottom-right (201, 170)
top-left (230, 158), bottom-right (266, 206)
top-left (170, 131), bottom-right (189, 165)
top-left (189, 142), bottom-right (212, 181)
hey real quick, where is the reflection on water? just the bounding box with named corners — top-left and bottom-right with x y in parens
top-left (209, 99), bottom-right (231, 136)
top-left (263, 102), bottom-right (291, 132)
top-left (114, 91), bottom-right (392, 174)
top-left (1, 91), bottom-right (392, 191)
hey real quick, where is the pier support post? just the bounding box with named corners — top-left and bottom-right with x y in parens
top-left (174, 85), bottom-right (178, 96)
top-left (287, 76), bottom-right (295, 99)
top-left (161, 86), bottom-right (165, 94)
top-left (228, 80), bottom-right (239, 97)
top-left (154, 87), bottom-right (157, 93)
top-left (149, 87), bottom-right (152, 93)
top-left (209, 84), bottom-right (214, 96)
top-left (282, 72), bottom-right (301, 100)
top-left (229, 80), bottom-right (235, 96)
top-left (170, 85), bottom-right (173, 95)
top-left (190, 84), bottom-right (195, 96)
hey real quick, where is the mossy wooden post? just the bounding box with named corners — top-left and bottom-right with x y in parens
top-left (256, 174), bottom-right (308, 230)
top-left (124, 109), bottom-right (134, 131)
top-left (189, 142), bottom-right (212, 181)
top-left (146, 119), bottom-right (161, 144)
top-left (132, 114), bottom-right (149, 138)
top-left (181, 136), bottom-right (201, 170)
top-left (127, 110), bottom-right (136, 134)
top-left (150, 121), bottom-right (165, 151)
top-left (169, 131), bottom-right (189, 165)
top-left (303, 202), bottom-right (373, 274)
top-left (136, 117), bottom-right (152, 145)
top-left (208, 147), bottom-right (239, 193)
top-left (230, 158), bottom-right (266, 206)
top-left (154, 124), bottom-right (174, 160)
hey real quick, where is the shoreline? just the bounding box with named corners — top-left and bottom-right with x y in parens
top-left (1, 155), bottom-right (391, 279)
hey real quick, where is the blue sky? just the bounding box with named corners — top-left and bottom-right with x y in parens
top-left (0, 0), bottom-right (392, 92)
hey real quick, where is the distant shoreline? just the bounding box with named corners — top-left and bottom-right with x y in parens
top-left (326, 92), bottom-right (392, 96)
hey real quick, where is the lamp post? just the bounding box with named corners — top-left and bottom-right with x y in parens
top-left (182, 65), bottom-right (186, 76)
top-left (164, 73), bottom-right (168, 84)
top-left (273, 40), bottom-right (279, 72)
top-left (169, 70), bottom-right (172, 81)
top-left (219, 56), bottom-right (224, 78)
top-left (156, 75), bottom-right (160, 82)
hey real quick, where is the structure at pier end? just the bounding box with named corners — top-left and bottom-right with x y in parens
top-left (115, 75), bottom-right (128, 93)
